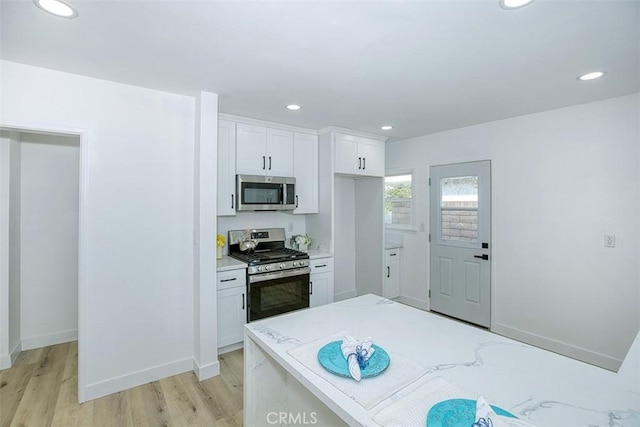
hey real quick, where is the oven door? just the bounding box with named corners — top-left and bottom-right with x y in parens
top-left (248, 267), bottom-right (310, 322)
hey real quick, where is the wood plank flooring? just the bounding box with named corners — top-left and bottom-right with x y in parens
top-left (0, 342), bottom-right (243, 427)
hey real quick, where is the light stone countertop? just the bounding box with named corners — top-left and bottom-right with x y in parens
top-left (306, 250), bottom-right (333, 260)
top-left (245, 294), bottom-right (640, 426)
top-left (216, 255), bottom-right (247, 272)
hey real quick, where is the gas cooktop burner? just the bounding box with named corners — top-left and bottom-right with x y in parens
top-left (227, 228), bottom-right (310, 268)
top-left (230, 248), bottom-right (308, 265)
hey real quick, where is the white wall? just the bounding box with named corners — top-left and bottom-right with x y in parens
top-left (0, 61), bottom-right (196, 400)
top-left (0, 131), bottom-right (22, 369)
top-left (333, 176), bottom-right (356, 300)
top-left (193, 92), bottom-right (219, 380)
top-left (386, 94), bottom-right (640, 370)
top-left (20, 132), bottom-right (79, 350)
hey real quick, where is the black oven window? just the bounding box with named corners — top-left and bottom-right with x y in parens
top-left (250, 274), bottom-right (310, 321)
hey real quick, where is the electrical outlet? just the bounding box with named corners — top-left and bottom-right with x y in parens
top-left (604, 234), bottom-right (616, 248)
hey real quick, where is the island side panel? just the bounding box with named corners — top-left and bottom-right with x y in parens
top-left (244, 331), bottom-right (348, 426)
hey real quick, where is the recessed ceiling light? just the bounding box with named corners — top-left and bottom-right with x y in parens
top-left (381, 126), bottom-right (393, 131)
top-left (577, 71), bottom-right (606, 81)
top-left (286, 104), bottom-right (301, 111)
top-left (33, 0), bottom-right (78, 18)
top-left (499, 0), bottom-right (534, 9)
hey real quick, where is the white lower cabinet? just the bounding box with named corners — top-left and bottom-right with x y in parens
top-left (217, 269), bottom-right (247, 348)
top-left (384, 249), bottom-right (401, 299)
top-left (310, 257), bottom-right (334, 308)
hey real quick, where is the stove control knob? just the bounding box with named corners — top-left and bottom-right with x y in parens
top-left (265, 265), bottom-right (270, 271)
top-left (279, 263), bottom-right (285, 269)
top-left (292, 261), bottom-right (298, 267)
top-left (257, 266), bottom-right (262, 272)
top-left (299, 260), bottom-right (306, 266)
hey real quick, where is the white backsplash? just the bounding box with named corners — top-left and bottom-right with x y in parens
top-left (217, 211), bottom-right (307, 254)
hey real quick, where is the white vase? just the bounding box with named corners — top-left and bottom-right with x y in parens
top-left (216, 246), bottom-right (223, 259)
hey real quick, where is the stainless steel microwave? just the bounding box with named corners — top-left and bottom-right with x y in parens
top-left (236, 175), bottom-right (296, 211)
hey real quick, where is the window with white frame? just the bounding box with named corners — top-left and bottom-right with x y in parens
top-left (384, 172), bottom-right (413, 229)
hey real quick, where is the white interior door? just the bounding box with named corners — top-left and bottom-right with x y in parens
top-left (429, 161), bottom-right (491, 327)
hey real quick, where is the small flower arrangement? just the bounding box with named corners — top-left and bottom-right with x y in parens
top-left (290, 234), bottom-right (311, 250)
top-left (216, 234), bottom-right (226, 248)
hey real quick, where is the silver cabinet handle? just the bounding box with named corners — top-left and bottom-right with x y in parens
top-left (295, 195), bottom-right (299, 208)
top-left (363, 157), bottom-right (366, 170)
top-left (220, 277), bottom-right (237, 283)
top-left (262, 156), bottom-right (266, 169)
top-left (358, 157), bottom-right (362, 169)
top-left (269, 156), bottom-right (272, 170)
top-left (231, 194), bottom-right (234, 209)
top-left (387, 266), bottom-right (390, 278)
top-left (310, 281), bottom-right (313, 295)
top-left (314, 264), bottom-right (327, 268)
top-left (242, 293), bottom-right (245, 310)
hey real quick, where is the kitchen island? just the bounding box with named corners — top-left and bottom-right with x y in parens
top-left (244, 294), bottom-right (639, 426)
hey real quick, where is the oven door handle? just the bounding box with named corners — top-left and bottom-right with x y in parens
top-left (248, 267), bottom-right (311, 283)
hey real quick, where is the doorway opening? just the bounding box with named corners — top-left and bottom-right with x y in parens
top-left (0, 126), bottom-right (85, 400)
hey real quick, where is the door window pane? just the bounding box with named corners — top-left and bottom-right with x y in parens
top-left (441, 176), bottom-right (478, 241)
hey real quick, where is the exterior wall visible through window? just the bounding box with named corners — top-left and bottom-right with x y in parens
top-left (385, 173), bottom-right (413, 229)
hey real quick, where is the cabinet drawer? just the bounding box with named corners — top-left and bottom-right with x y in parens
top-left (386, 250), bottom-right (400, 259)
top-left (217, 269), bottom-right (246, 290)
top-left (310, 257), bottom-right (333, 273)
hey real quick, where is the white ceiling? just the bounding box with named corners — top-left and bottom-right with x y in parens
top-left (1, 0), bottom-right (638, 139)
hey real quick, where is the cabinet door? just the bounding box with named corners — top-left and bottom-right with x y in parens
top-left (266, 128), bottom-right (294, 177)
top-left (310, 257), bottom-right (334, 307)
top-left (384, 250), bottom-right (400, 299)
top-left (310, 272), bottom-right (331, 308)
top-left (236, 123), bottom-right (267, 175)
top-left (217, 120), bottom-right (236, 216)
top-left (334, 133), bottom-right (360, 174)
top-left (217, 287), bottom-right (246, 348)
top-left (358, 138), bottom-right (385, 177)
top-left (293, 133), bottom-right (318, 214)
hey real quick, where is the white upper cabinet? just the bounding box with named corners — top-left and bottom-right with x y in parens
top-left (334, 132), bottom-right (384, 177)
top-left (236, 123), bottom-right (294, 177)
top-left (217, 120), bottom-right (236, 216)
top-left (293, 132), bottom-right (318, 214)
top-left (236, 123), bottom-right (267, 175)
top-left (266, 128), bottom-right (295, 177)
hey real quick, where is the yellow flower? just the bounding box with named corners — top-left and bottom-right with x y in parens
top-left (216, 234), bottom-right (226, 248)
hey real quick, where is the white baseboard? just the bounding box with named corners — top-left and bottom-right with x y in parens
top-left (0, 340), bottom-right (22, 370)
top-left (492, 322), bottom-right (622, 372)
top-left (395, 295), bottom-right (429, 311)
top-left (218, 342), bottom-right (243, 355)
top-left (84, 357), bottom-right (193, 402)
top-left (334, 290), bottom-right (357, 302)
top-left (21, 329), bottom-right (77, 350)
top-left (193, 358), bottom-right (220, 381)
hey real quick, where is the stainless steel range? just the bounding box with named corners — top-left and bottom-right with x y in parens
top-left (228, 228), bottom-right (310, 322)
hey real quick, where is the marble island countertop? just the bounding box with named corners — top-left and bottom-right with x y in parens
top-left (244, 294), bottom-right (639, 426)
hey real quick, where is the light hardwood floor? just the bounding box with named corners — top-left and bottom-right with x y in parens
top-left (1, 341), bottom-right (243, 427)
